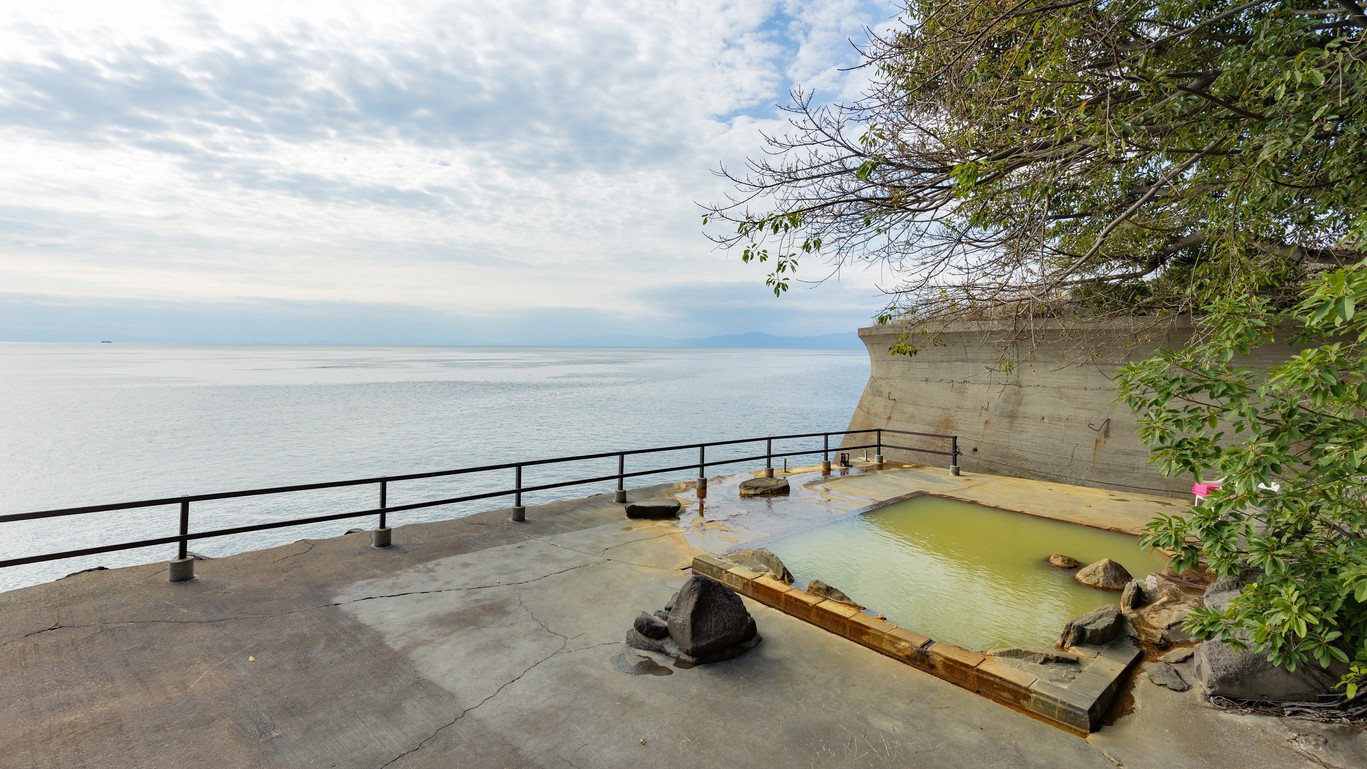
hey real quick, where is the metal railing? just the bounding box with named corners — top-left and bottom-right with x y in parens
top-left (0, 428), bottom-right (958, 580)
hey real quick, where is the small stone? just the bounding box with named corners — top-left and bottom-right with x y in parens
top-left (625, 628), bottom-right (665, 653)
top-left (807, 579), bottom-right (860, 606)
top-left (625, 500), bottom-right (682, 519)
top-left (1074, 558), bottom-right (1133, 590)
top-left (1047, 554), bottom-right (1081, 569)
top-left (731, 548), bottom-right (795, 583)
top-left (1144, 662), bottom-right (1191, 692)
top-left (1059, 605), bottom-right (1126, 648)
top-left (739, 477), bottom-right (790, 497)
top-left (633, 611), bottom-right (669, 640)
top-left (663, 591), bottom-right (678, 612)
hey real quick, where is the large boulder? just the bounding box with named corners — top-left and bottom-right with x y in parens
top-left (1194, 640), bottom-right (1340, 701)
top-left (1074, 558), bottom-right (1133, 590)
top-left (667, 576), bottom-right (757, 658)
top-left (731, 548), bottom-right (794, 583)
top-left (1190, 573), bottom-right (1343, 700)
top-left (1059, 605), bottom-right (1126, 648)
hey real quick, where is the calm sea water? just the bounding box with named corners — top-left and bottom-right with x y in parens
top-left (0, 343), bottom-right (868, 592)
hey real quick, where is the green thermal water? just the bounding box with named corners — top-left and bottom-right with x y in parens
top-left (764, 495), bottom-right (1170, 651)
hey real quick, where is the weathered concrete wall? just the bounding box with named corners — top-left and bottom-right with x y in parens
top-left (843, 318), bottom-right (1297, 497)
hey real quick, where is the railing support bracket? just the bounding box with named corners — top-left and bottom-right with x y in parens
top-left (372, 528), bottom-right (392, 548)
top-left (511, 506), bottom-right (526, 522)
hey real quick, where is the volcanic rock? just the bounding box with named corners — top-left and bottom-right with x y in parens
top-left (1059, 605), bottom-right (1126, 648)
top-left (666, 576), bottom-right (757, 658)
top-left (739, 477), bottom-right (790, 497)
top-left (1074, 558), bottom-right (1133, 590)
top-left (730, 548), bottom-right (794, 583)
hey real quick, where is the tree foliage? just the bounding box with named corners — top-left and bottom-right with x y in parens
top-left (707, 1), bottom-right (1367, 697)
top-left (706, 1), bottom-right (1367, 326)
top-left (1116, 263), bottom-right (1367, 697)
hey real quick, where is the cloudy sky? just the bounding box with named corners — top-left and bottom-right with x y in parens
top-left (0, 0), bottom-right (900, 344)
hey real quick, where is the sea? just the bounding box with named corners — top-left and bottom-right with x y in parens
top-left (0, 343), bottom-right (869, 592)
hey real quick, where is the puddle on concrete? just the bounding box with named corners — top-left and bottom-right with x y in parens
top-left (610, 651), bottom-right (673, 676)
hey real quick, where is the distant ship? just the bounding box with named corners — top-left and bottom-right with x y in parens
top-left (100, 340), bottom-right (113, 344)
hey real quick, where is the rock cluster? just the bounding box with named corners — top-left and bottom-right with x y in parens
top-left (625, 576), bottom-right (760, 664)
top-left (1120, 572), bottom-right (1201, 646)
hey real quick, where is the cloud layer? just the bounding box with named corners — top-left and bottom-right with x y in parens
top-left (0, 0), bottom-right (899, 342)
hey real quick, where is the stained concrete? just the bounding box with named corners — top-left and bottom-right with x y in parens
top-left (1, 470), bottom-right (1362, 769)
top-left (845, 318), bottom-right (1303, 495)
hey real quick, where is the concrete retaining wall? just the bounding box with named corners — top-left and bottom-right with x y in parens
top-left (843, 318), bottom-right (1298, 496)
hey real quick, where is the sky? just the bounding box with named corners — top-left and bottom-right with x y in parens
top-left (0, 0), bottom-right (901, 345)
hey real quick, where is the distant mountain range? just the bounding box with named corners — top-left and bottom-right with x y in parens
top-left (565, 331), bottom-right (863, 350)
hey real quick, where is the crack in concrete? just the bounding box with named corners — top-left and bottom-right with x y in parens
top-left (377, 598), bottom-right (574, 769)
top-left (270, 540), bottom-right (316, 563)
top-left (4, 562), bottom-right (605, 642)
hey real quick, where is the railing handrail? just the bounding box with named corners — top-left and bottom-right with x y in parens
top-left (0, 427), bottom-right (960, 573)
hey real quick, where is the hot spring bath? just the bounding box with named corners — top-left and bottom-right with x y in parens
top-left (757, 494), bottom-right (1169, 651)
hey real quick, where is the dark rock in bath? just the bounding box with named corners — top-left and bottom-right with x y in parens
top-left (1074, 558), bottom-right (1133, 590)
top-left (1047, 553), bottom-right (1081, 569)
top-left (1059, 605), bottom-right (1126, 648)
top-left (663, 591), bottom-right (678, 612)
top-left (739, 477), bottom-right (790, 497)
top-left (633, 611), bottom-right (670, 640)
top-left (806, 579), bottom-right (860, 606)
top-left (667, 576), bottom-right (756, 658)
top-left (1144, 662), bottom-right (1191, 692)
top-left (625, 499), bottom-right (682, 519)
top-left (731, 548), bottom-right (795, 583)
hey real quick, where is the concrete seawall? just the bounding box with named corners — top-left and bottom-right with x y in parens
top-left (843, 318), bottom-right (1300, 496)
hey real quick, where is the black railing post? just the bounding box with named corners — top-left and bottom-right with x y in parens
top-left (950, 436), bottom-right (961, 476)
top-left (614, 453), bottom-right (627, 503)
top-left (373, 479), bottom-right (392, 547)
top-left (512, 465), bottom-right (526, 522)
top-left (875, 429), bottom-right (884, 465)
top-left (763, 438), bottom-right (774, 478)
top-left (169, 498), bottom-right (194, 582)
top-left (822, 433), bottom-right (831, 472)
top-left (696, 445), bottom-right (708, 494)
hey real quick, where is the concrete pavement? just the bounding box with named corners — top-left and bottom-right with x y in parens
top-left (1, 466), bottom-right (1361, 768)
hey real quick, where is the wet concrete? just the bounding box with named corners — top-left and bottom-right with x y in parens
top-left (0, 467), bottom-right (1361, 768)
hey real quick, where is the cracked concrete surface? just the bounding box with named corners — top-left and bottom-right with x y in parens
top-left (1, 474), bottom-right (1363, 768)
